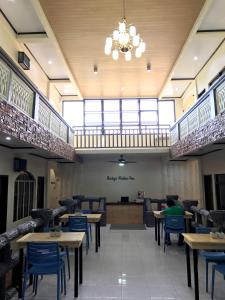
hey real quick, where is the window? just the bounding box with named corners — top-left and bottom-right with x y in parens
top-left (122, 100), bottom-right (139, 126)
top-left (63, 101), bottom-right (83, 127)
top-left (13, 172), bottom-right (35, 221)
top-left (85, 100), bottom-right (102, 126)
top-left (158, 101), bottom-right (175, 125)
top-left (103, 100), bottom-right (120, 127)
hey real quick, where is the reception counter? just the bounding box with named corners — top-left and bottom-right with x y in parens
top-left (107, 202), bottom-right (143, 224)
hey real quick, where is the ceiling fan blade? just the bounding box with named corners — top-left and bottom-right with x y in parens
top-left (126, 161), bottom-right (136, 163)
top-left (108, 161), bottom-right (119, 163)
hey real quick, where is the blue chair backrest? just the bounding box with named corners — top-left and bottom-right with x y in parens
top-left (81, 210), bottom-right (92, 214)
top-left (165, 215), bottom-right (185, 231)
top-left (27, 242), bottom-right (60, 267)
top-left (68, 216), bottom-right (88, 232)
top-left (195, 226), bottom-right (211, 234)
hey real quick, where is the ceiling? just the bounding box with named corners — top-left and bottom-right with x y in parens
top-left (1, 0), bottom-right (225, 100)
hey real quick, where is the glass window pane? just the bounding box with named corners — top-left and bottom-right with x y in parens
top-left (122, 100), bottom-right (139, 111)
top-left (104, 112), bottom-right (120, 125)
top-left (158, 101), bottom-right (175, 125)
top-left (85, 113), bottom-right (102, 126)
top-left (140, 99), bottom-right (157, 110)
top-left (122, 112), bottom-right (139, 123)
top-left (104, 100), bottom-right (120, 111)
top-left (63, 101), bottom-right (83, 127)
top-left (140, 111), bottom-right (158, 125)
top-left (85, 100), bottom-right (101, 111)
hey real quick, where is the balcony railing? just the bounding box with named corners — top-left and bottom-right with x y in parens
top-left (74, 125), bottom-right (170, 148)
top-left (170, 71), bottom-right (225, 145)
top-left (0, 49), bottom-right (74, 145)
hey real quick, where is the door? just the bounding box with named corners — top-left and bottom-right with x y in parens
top-left (215, 174), bottom-right (225, 209)
top-left (37, 177), bottom-right (45, 208)
top-left (204, 175), bottom-right (214, 210)
top-left (0, 175), bottom-right (8, 234)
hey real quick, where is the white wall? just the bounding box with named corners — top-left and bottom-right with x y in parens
top-left (78, 154), bottom-right (201, 203)
top-left (0, 147), bottom-right (48, 229)
top-left (200, 148), bottom-right (225, 209)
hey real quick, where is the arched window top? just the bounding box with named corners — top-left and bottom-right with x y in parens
top-left (15, 171), bottom-right (35, 182)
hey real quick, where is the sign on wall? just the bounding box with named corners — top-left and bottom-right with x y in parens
top-left (106, 176), bottom-right (135, 182)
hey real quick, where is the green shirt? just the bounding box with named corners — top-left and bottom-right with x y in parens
top-left (162, 205), bottom-right (184, 216)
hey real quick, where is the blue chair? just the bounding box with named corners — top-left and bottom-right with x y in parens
top-left (81, 210), bottom-right (93, 241)
top-left (43, 226), bottom-right (70, 279)
top-left (195, 226), bottom-right (225, 292)
top-left (22, 242), bottom-right (66, 300)
top-left (164, 215), bottom-right (185, 252)
top-left (211, 263), bottom-right (225, 299)
top-left (68, 216), bottom-right (89, 254)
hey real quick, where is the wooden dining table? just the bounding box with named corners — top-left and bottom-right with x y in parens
top-left (17, 232), bottom-right (85, 299)
top-left (183, 233), bottom-right (225, 300)
top-left (60, 213), bottom-right (102, 252)
top-left (153, 210), bottom-right (193, 246)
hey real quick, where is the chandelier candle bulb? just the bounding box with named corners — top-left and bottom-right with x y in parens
top-left (104, 45), bottom-right (111, 55)
top-left (113, 30), bottom-right (119, 40)
top-left (119, 21), bottom-right (126, 33)
top-left (140, 41), bottom-right (146, 52)
top-left (125, 51), bottom-right (131, 61)
top-left (129, 25), bottom-right (136, 37)
top-left (112, 49), bottom-right (119, 60)
top-left (133, 35), bottom-right (140, 47)
top-left (106, 37), bottom-right (113, 47)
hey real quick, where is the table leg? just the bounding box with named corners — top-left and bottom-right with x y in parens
top-left (155, 217), bottom-right (157, 241)
top-left (95, 223), bottom-right (98, 253)
top-left (18, 248), bottom-right (24, 299)
top-left (193, 249), bottom-right (199, 300)
top-left (185, 243), bottom-right (191, 287)
top-left (98, 222), bottom-right (100, 247)
top-left (79, 244), bottom-right (83, 284)
top-left (74, 248), bottom-right (79, 298)
top-left (157, 219), bottom-right (161, 246)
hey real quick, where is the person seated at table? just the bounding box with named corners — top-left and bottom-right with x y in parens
top-left (160, 198), bottom-right (184, 246)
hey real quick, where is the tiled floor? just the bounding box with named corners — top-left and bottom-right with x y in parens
top-left (15, 226), bottom-right (225, 299)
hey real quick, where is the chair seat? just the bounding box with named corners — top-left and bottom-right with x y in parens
top-left (200, 251), bottom-right (225, 261)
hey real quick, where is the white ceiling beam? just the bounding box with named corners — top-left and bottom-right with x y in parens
top-left (16, 32), bottom-right (48, 43)
top-left (159, 0), bottom-right (214, 99)
top-left (30, 0), bottom-right (83, 100)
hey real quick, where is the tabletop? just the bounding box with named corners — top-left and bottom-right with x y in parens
top-left (60, 213), bottom-right (102, 223)
top-left (183, 233), bottom-right (225, 250)
top-left (153, 210), bottom-right (193, 219)
top-left (17, 232), bottom-right (85, 248)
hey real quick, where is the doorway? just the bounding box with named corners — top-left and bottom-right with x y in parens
top-left (204, 175), bottom-right (214, 210)
top-left (215, 174), bottom-right (225, 209)
top-left (37, 177), bottom-right (45, 208)
top-left (0, 175), bottom-right (8, 234)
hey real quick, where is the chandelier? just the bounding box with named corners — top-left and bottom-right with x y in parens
top-left (104, 0), bottom-right (146, 61)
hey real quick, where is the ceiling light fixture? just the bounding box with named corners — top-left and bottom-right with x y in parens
top-left (94, 65), bottom-right (98, 74)
top-left (48, 60), bottom-right (53, 65)
top-left (5, 136), bottom-right (11, 141)
top-left (147, 63), bottom-right (151, 72)
top-left (194, 56), bottom-right (198, 61)
top-left (104, 0), bottom-right (146, 61)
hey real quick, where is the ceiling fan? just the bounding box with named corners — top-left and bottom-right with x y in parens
top-left (108, 155), bottom-right (136, 166)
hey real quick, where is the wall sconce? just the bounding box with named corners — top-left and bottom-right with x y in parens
top-left (18, 52), bottom-right (30, 70)
top-left (94, 65), bottom-right (98, 74)
top-left (147, 63), bottom-right (151, 72)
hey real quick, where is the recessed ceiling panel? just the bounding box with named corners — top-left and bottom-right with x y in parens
top-left (162, 80), bottom-right (192, 98)
top-left (39, 0), bottom-right (205, 98)
top-left (54, 82), bottom-right (78, 96)
top-left (199, 0), bottom-right (225, 30)
top-left (0, 0), bottom-right (44, 32)
top-left (26, 41), bottom-right (69, 79)
top-left (172, 33), bottom-right (225, 79)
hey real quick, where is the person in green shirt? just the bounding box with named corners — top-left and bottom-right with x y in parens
top-left (161, 198), bottom-right (184, 245)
